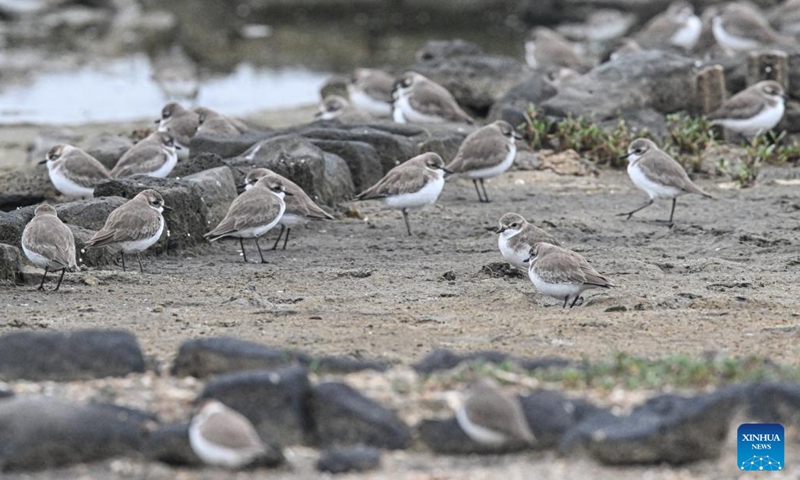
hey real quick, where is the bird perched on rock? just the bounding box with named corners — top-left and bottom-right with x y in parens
top-left (85, 190), bottom-right (170, 273)
top-left (189, 399), bottom-right (270, 469)
top-left (110, 131), bottom-right (180, 178)
top-left (446, 120), bottom-right (519, 203)
top-left (22, 204), bottom-right (77, 291)
top-left (205, 176), bottom-right (290, 263)
top-left (348, 68), bottom-right (394, 117)
top-left (525, 243), bottom-right (614, 308)
top-left (195, 107), bottom-right (249, 136)
top-left (497, 213), bottom-right (560, 271)
top-left (706, 80), bottom-right (787, 138)
top-left (156, 102), bottom-right (198, 157)
top-left (635, 1), bottom-right (702, 51)
top-left (712, 3), bottom-right (793, 52)
top-left (392, 72), bottom-right (474, 124)
top-left (456, 379), bottom-right (536, 447)
top-left (40, 144), bottom-right (111, 198)
top-left (242, 168), bottom-right (334, 250)
top-left (525, 27), bottom-right (592, 73)
top-left (618, 138), bottom-right (711, 225)
top-left (315, 95), bottom-right (374, 124)
top-left (356, 152), bottom-right (451, 236)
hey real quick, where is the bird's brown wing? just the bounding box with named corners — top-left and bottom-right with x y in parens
top-left (206, 190), bottom-right (281, 238)
top-left (356, 164), bottom-right (432, 199)
top-left (86, 203), bottom-right (161, 247)
top-left (722, 12), bottom-right (780, 43)
top-left (533, 250), bottom-right (588, 285)
top-left (23, 217), bottom-right (76, 268)
top-left (707, 91), bottom-right (766, 121)
top-left (637, 15), bottom-right (679, 46)
top-left (363, 75), bottom-right (394, 103)
top-left (637, 152), bottom-right (709, 196)
top-left (447, 130), bottom-right (511, 173)
top-left (63, 152), bottom-right (111, 187)
top-left (199, 412), bottom-right (265, 451)
top-left (464, 389), bottom-right (532, 441)
top-left (111, 145), bottom-right (167, 178)
top-left (409, 82), bottom-right (474, 124)
top-left (514, 225), bottom-right (560, 248)
top-left (285, 189), bottom-right (334, 219)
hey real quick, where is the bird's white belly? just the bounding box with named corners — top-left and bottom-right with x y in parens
top-left (50, 166), bottom-right (94, 198)
top-left (455, 405), bottom-right (508, 446)
top-left (348, 85), bottom-right (391, 117)
top-left (279, 213), bottom-right (308, 228)
top-left (226, 203), bottom-right (285, 239)
top-left (22, 245), bottom-right (62, 270)
top-left (463, 144), bottom-right (516, 179)
top-left (498, 234), bottom-right (529, 270)
top-left (384, 176), bottom-right (444, 209)
top-left (189, 423), bottom-right (257, 468)
top-left (524, 42), bottom-right (538, 68)
top-left (529, 267), bottom-right (585, 300)
top-left (712, 19), bottom-right (761, 51)
top-left (148, 148), bottom-right (178, 178)
top-left (716, 103), bottom-right (785, 136)
top-left (119, 215), bottom-right (164, 253)
top-left (671, 16), bottom-right (702, 49)
top-left (628, 163), bottom-right (683, 199)
top-left (395, 94), bottom-right (445, 124)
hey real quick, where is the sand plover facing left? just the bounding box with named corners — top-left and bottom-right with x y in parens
top-left (348, 68), bottom-right (394, 117)
top-left (111, 131), bottom-right (180, 179)
top-left (446, 120), bottom-right (519, 203)
top-left (156, 102), bottom-right (198, 158)
top-left (315, 95), bottom-right (374, 123)
top-left (497, 213), bottom-right (560, 271)
top-left (618, 138), bottom-right (711, 225)
top-left (206, 176), bottom-right (290, 263)
top-left (707, 80), bottom-right (786, 138)
top-left (195, 107), bottom-right (249, 136)
top-left (392, 72), bottom-right (474, 124)
top-left (40, 145), bottom-right (111, 198)
top-left (242, 168), bottom-right (334, 250)
top-left (356, 152), bottom-right (451, 236)
top-left (22, 204), bottom-right (77, 291)
top-left (189, 399), bottom-right (269, 469)
top-left (456, 379), bottom-right (536, 447)
top-left (85, 190), bottom-right (171, 273)
top-left (525, 243), bottom-right (614, 308)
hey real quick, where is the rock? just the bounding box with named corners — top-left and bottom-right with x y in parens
top-left (413, 349), bottom-right (571, 374)
top-left (747, 382), bottom-right (800, 428)
top-left (142, 423), bottom-right (202, 467)
top-left (0, 329), bottom-right (145, 381)
top-left (83, 133), bottom-right (133, 170)
top-left (518, 390), bottom-right (608, 449)
top-left (541, 51), bottom-right (698, 121)
top-left (310, 382), bottom-right (411, 450)
top-left (68, 225), bottom-right (120, 268)
top-left (93, 177), bottom-right (209, 252)
top-left (561, 388), bottom-right (743, 464)
top-left (0, 397), bottom-right (149, 472)
top-left (171, 337), bottom-right (311, 378)
top-left (0, 389), bottom-right (12, 399)
top-left (418, 417), bottom-right (529, 454)
top-left (189, 132), bottom-right (271, 160)
top-left (416, 123), bottom-right (476, 162)
top-left (198, 366), bottom-right (311, 446)
top-left (226, 135), bottom-right (355, 206)
top-left (313, 356), bottom-right (388, 374)
top-left (0, 243), bottom-right (22, 283)
top-left (170, 152), bottom-right (227, 178)
top-left (0, 167), bottom-right (57, 211)
top-left (56, 196), bottom-right (127, 231)
top-left (309, 139), bottom-right (383, 193)
top-left (411, 40), bottom-right (534, 115)
top-left (537, 150), bottom-right (597, 176)
top-left (316, 446), bottom-right (381, 474)
top-left (182, 166), bottom-right (238, 228)
top-left (487, 77), bottom-right (559, 125)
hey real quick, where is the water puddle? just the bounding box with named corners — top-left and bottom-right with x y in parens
top-left (0, 54), bottom-right (329, 125)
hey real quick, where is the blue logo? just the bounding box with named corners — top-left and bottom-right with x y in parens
top-left (738, 423), bottom-right (784, 471)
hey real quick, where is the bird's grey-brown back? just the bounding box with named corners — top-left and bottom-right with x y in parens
top-left (22, 204), bottom-right (77, 270)
top-left (110, 131), bottom-right (176, 178)
top-left (195, 107), bottom-right (249, 135)
top-left (357, 152), bottom-right (446, 199)
top-left (707, 80), bottom-right (785, 121)
top-left (206, 176), bottom-right (287, 239)
top-left (395, 72), bottom-right (474, 124)
top-left (447, 121), bottom-right (514, 172)
top-left (351, 68), bottom-right (394, 103)
top-left (45, 144), bottom-right (111, 188)
top-left (499, 213), bottom-right (559, 250)
top-left (245, 168), bottom-right (333, 219)
top-left (627, 139), bottom-right (710, 196)
top-left (316, 95), bottom-right (373, 123)
top-left (85, 190), bottom-right (166, 248)
top-left (461, 379), bottom-right (535, 444)
top-left (527, 27), bottom-right (591, 72)
top-left (158, 102), bottom-right (199, 146)
top-left (531, 243), bottom-right (614, 288)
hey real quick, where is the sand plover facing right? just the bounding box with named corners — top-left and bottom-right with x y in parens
top-left (525, 27), bottom-right (592, 72)
top-left (189, 399), bottom-right (269, 469)
top-left (22, 204), bottom-right (77, 291)
top-left (712, 3), bottom-right (791, 52)
top-left (497, 213), bottom-right (560, 271)
top-left (635, 1), bottom-right (702, 51)
top-left (348, 68), bottom-right (394, 117)
top-left (456, 379), bottom-right (536, 447)
top-left (156, 102), bottom-right (198, 158)
top-left (707, 80), bottom-right (787, 138)
top-left (40, 144), bottom-right (111, 198)
top-left (392, 72), bottom-right (474, 124)
top-left (525, 242), bottom-right (614, 308)
top-left (111, 131), bottom-right (180, 179)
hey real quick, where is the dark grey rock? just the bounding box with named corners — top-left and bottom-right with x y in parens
top-left (189, 132), bottom-right (272, 160)
top-left (747, 382), bottom-right (800, 428)
top-left (0, 167), bottom-right (56, 211)
top-left (518, 390), bottom-right (608, 449)
top-left (198, 365), bottom-right (311, 446)
top-left (542, 51), bottom-right (698, 121)
top-left (0, 329), bottom-right (145, 381)
top-left (68, 224), bottom-right (120, 268)
top-left (313, 356), bottom-right (388, 374)
top-left (418, 417), bottom-right (529, 454)
top-left (170, 152), bottom-right (227, 178)
top-left (0, 389), bottom-right (12, 399)
top-left (142, 423), bottom-right (202, 467)
top-left (310, 139), bottom-right (383, 193)
top-left (561, 387), bottom-right (744, 464)
top-left (182, 166), bottom-right (238, 227)
top-left (413, 349), bottom-right (571, 374)
top-left (93, 177), bottom-right (208, 252)
top-left (0, 397), bottom-right (149, 472)
top-left (0, 207), bottom-right (36, 249)
top-left (416, 123), bottom-right (476, 163)
top-left (0, 243), bottom-right (22, 283)
top-left (414, 39), bottom-right (483, 61)
top-left (171, 337), bottom-right (312, 378)
top-left (310, 382), bottom-right (411, 450)
top-left (56, 196), bottom-right (127, 232)
top-left (84, 133), bottom-right (133, 170)
top-left (487, 76), bottom-right (559, 125)
top-left (316, 446), bottom-right (381, 474)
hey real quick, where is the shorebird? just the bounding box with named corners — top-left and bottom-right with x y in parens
top-left (315, 95), bottom-right (374, 123)
top-left (21, 204), bottom-right (77, 291)
top-left (712, 3), bottom-right (792, 52)
top-left (156, 102), bottom-right (199, 156)
top-left (40, 144), bottom-right (111, 198)
top-left (456, 379), bottom-right (536, 447)
top-left (525, 243), bottom-right (614, 308)
top-left (348, 68), bottom-right (394, 117)
top-left (706, 80), bottom-right (787, 138)
top-left (392, 72), bottom-right (474, 124)
top-left (110, 131), bottom-right (179, 178)
top-left (635, 1), bottom-right (702, 51)
top-left (195, 107), bottom-right (249, 136)
top-left (497, 213), bottom-right (560, 271)
top-left (525, 27), bottom-right (592, 73)
top-left (189, 399), bottom-right (269, 469)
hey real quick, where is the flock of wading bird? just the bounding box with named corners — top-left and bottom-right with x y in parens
top-left (19, 0), bottom-right (794, 309)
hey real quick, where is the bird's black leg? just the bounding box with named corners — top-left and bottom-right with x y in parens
top-left (137, 253), bottom-right (144, 273)
top-left (480, 179), bottom-right (491, 203)
top-left (617, 199), bottom-right (654, 220)
top-left (563, 296), bottom-right (568, 308)
top-left (402, 209), bottom-right (412, 236)
top-left (54, 268), bottom-right (66, 291)
top-left (668, 198), bottom-right (676, 225)
top-left (254, 238), bottom-right (267, 263)
top-left (239, 238), bottom-right (248, 263)
top-left (472, 180), bottom-right (483, 203)
top-left (121, 253), bottom-right (126, 272)
top-left (282, 228), bottom-right (291, 250)
top-left (38, 267), bottom-right (48, 290)
top-left (271, 224), bottom-right (285, 250)
top-left (570, 295), bottom-right (580, 308)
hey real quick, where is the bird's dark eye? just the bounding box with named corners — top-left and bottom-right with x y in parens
top-left (403, 78), bottom-right (411, 87)
top-left (511, 223), bottom-right (518, 227)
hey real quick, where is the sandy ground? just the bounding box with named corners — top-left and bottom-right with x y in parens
top-left (1, 147), bottom-right (799, 478)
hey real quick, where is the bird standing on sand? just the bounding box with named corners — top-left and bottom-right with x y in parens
top-left (525, 243), bottom-right (614, 308)
top-left (706, 80), bottom-right (787, 138)
top-left (497, 213), bottom-right (560, 271)
top-left (22, 204), bottom-right (77, 291)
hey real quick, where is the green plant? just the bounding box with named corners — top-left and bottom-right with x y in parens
top-left (665, 114), bottom-right (717, 173)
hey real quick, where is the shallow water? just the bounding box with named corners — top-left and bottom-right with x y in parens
top-left (0, 55), bottom-right (329, 125)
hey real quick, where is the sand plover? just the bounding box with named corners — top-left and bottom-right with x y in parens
top-left (497, 213), bottom-right (560, 271)
top-left (525, 27), bottom-right (592, 73)
top-left (40, 144), bottom-right (111, 198)
top-left (712, 3), bottom-right (791, 52)
top-left (356, 152), bottom-right (450, 236)
top-left (85, 189), bottom-right (170, 273)
top-left (242, 168), bottom-right (334, 250)
top-left (195, 107), bottom-right (249, 136)
top-left (110, 131), bottom-right (179, 179)
top-left (156, 102), bottom-right (198, 157)
top-left (456, 379), bottom-right (535, 447)
top-left (189, 399), bottom-right (269, 469)
top-left (392, 72), bottom-right (474, 124)
top-left (610, 38), bottom-right (645, 61)
top-left (348, 68), bottom-right (394, 117)
top-left (618, 138), bottom-right (711, 225)
top-left (22, 204), bottom-right (77, 291)
top-left (636, 1), bottom-right (702, 51)
top-left (315, 95), bottom-right (374, 123)
top-left (707, 80), bottom-right (787, 138)
top-left (768, 0), bottom-right (800, 35)
top-left (205, 176), bottom-right (290, 263)
top-left (525, 243), bottom-right (614, 308)
top-left (446, 120), bottom-right (519, 203)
